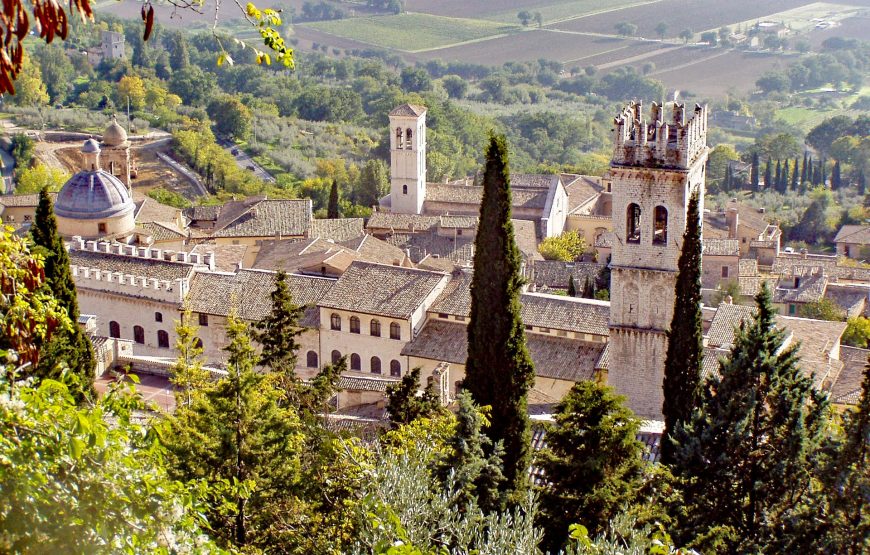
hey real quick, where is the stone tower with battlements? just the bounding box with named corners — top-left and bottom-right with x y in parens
top-left (389, 104), bottom-right (427, 215)
top-left (607, 101), bottom-right (708, 418)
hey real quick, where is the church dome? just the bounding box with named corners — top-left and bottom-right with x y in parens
top-left (82, 138), bottom-right (101, 153)
top-left (54, 169), bottom-right (135, 220)
top-left (102, 117), bottom-right (128, 147)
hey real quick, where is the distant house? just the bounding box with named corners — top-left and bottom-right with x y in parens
top-left (834, 225), bottom-right (870, 260)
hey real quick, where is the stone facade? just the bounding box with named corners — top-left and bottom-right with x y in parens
top-left (389, 104), bottom-right (427, 215)
top-left (607, 101), bottom-right (708, 418)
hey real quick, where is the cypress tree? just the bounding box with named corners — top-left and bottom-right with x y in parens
top-left (30, 187), bottom-right (95, 400)
top-left (723, 164), bottom-right (732, 191)
top-left (832, 160), bottom-right (842, 190)
top-left (801, 151), bottom-right (808, 184)
top-left (660, 192), bottom-right (703, 465)
top-left (672, 284), bottom-right (830, 553)
top-left (327, 179), bottom-right (340, 219)
top-left (774, 159), bottom-right (781, 191)
top-left (582, 275), bottom-right (595, 299)
top-left (464, 133), bottom-right (535, 503)
top-left (822, 157), bottom-right (828, 187)
top-left (750, 152), bottom-right (760, 191)
top-left (813, 161), bottom-right (822, 186)
top-left (253, 270), bottom-right (304, 386)
top-left (567, 274), bottom-right (577, 297)
top-left (791, 158), bottom-right (799, 190)
top-left (763, 158), bottom-right (772, 190)
top-left (779, 159), bottom-right (789, 193)
top-left (807, 156), bottom-right (814, 185)
top-left (859, 168), bottom-right (866, 196)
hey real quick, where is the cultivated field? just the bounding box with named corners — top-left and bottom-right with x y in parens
top-left (807, 13), bottom-right (870, 46)
top-left (652, 51), bottom-right (793, 97)
top-left (304, 13), bottom-right (516, 52)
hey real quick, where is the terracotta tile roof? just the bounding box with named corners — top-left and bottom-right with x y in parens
top-left (318, 261), bottom-right (447, 318)
top-left (531, 260), bottom-right (604, 290)
top-left (726, 201), bottom-right (770, 233)
top-left (401, 319), bottom-right (603, 382)
top-left (832, 346), bottom-right (868, 405)
top-left (389, 103), bottom-right (426, 117)
top-left (212, 199), bottom-right (312, 238)
top-left (512, 174), bottom-right (555, 189)
top-left (739, 258), bottom-right (758, 276)
top-left (0, 193), bottom-right (55, 207)
top-left (69, 249), bottom-right (195, 282)
top-left (824, 284), bottom-right (868, 317)
top-left (425, 180), bottom-right (551, 209)
top-left (136, 221), bottom-right (187, 242)
top-left (430, 272), bottom-right (473, 316)
top-left (186, 269), bottom-right (334, 325)
top-left (134, 198), bottom-right (182, 224)
top-left (563, 175), bottom-right (603, 213)
top-left (366, 212), bottom-right (439, 232)
top-left (187, 243), bottom-right (249, 273)
top-left (308, 218), bottom-right (365, 242)
top-left (703, 211), bottom-right (730, 237)
top-left (340, 234), bottom-right (410, 266)
top-left (739, 275), bottom-right (777, 297)
top-left (184, 204), bottom-right (221, 222)
top-left (439, 215), bottom-right (478, 229)
top-left (338, 374), bottom-right (400, 392)
top-left (417, 255), bottom-right (461, 272)
top-left (834, 224), bottom-right (870, 245)
top-left (387, 232), bottom-right (476, 264)
top-left (773, 274), bottom-right (828, 304)
top-left (703, 238), bottom-right (739, 256)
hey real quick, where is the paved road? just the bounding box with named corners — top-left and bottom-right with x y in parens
top-left (156, 152), bottom-right (209, 197)
top-left (218, 139), bottom-right (276, 183)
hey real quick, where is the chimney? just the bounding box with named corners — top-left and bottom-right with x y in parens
top-left (725, 207), bottom-right (739, 239)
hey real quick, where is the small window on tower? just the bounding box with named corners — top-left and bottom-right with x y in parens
top-left (396, 127), bottom-right (403, 148)
top-left (653, 206), bottom-right (668, 245)
top-left (406, 128), bottom-right (413, 149)
top-left (626, 204), bottom-right (641, 244)
top-left (402, 185), bottom-right (408, 195)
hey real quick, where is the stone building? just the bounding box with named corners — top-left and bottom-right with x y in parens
top-left (606, 101), bottom-right (709, 418)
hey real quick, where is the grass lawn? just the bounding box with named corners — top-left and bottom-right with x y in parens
top-left (303, 13), bottom-right (517, 51)
top-left (775, 105), bottom-right (860, 131)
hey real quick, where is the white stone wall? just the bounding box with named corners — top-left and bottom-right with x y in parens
top-left (390, 112), bottom-right (426, 215)
top-left (319, 308), bottom-right (411, 377)
top-left (58, 210), bottom-right (135, 239)
top-left (701, 255), bottom-right (739, 289)
top-left (607, 327), bottom-right (668, 418)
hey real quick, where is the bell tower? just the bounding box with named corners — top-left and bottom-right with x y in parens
top-left (606, 101), bottom-right (708, 418)
top-left (389, 104), bottom-right (427, 215)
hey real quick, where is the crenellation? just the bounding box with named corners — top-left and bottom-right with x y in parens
top-left (612, 100), bottom-right (708, 169)
top-left (70, 263), bottom-right (186, 303)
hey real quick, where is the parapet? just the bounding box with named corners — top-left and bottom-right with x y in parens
top-left (612, 101), bottom-right (708, 169)
top-left (69, 236), bottom-right (216, 271)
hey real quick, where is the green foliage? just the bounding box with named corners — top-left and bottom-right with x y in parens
top-left (661, 193), bottom-right (703, 465)
top-left (711, 280), bottom-right (741, 307)
top-left (790, 187), bottom-right (839, 245)
top-left (14, 164), bottom-right (69, 194)
top-left (797, 298), bottom-right (845, 321)
top-left (536, 381), bottom-right (645, 552)
top-left (10, 133), bottom-right (34, 172)
top-left (0, 368), bottom-right (223, 553)
top-left (672, 285), bottom-right (830, 553)
top-left (207, 94), bottom-right (253, 141)
top-left (386, 368), bottom-right (443, 426)
top-left (146, 186), bottom-right (191, 208)
top-left (170, 308), bottom-right (210, 410)
top-left (842, 316), bottom-right (870, 348)
top-left (31, 188), bottom-right (94, 400)
top-left (539, 230), bottom-right (586, 261)
top-left (327, 178), bottom-right (340, 218)
top-left (166, 314), bottom-right (304, 549)
top-left (253, 270), bottom-right (304, 383)
top-left (465, 134), bottom-right (535, 503)
top-left (567, 275), bottom-right (577, 297)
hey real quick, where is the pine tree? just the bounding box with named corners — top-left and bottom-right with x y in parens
top-left (464, 133), bottom-right (535, 503)
top-left (253, 270), bottom-right (304, 389)
top-left (170, 308), bottom-right (210, 410)
top-left (166, 315), bottom-right (303, 549)
top-left (791, 158), bottom-right (799, 191)
top-left (536, 381), bottom-right (644, 553)
top-left (385, 367), bottom-right (443, 426)
top-left (438, 391), bottom-right (506, 512)
top-left (763, 158), bottom-right (772, 190)
top-left (30, 187), bottom-right (95, 400)
top-left (327, 179), bottom-right (339, 219)
top-left (750, 152), bottom-right (760, 191)
top-left (567, 275), bottom-right (577, 297)
top-left (661, 192), bottom-right (703, 465)
top-left (672, 284), bottom-right (830, 553)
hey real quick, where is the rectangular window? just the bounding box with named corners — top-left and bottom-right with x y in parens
top-left (525, 325), bottom-right (533, 331)
top-left (98, 222), bottom-right (107, 234)
top-left (198, 313), bottom-right (209, 326)
top-left (539, 327), bottom-right (550, 333)
top-left (789, 304), bottom-right (796, 315)
top-left (455, 315), bottom-right (465, 322)
top-left (438, 313), bottom-right (449, 319)
top-left (721, 266), bottom-right (729, 278)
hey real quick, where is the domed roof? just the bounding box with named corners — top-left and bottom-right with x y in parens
top-left (102, 116), bottom-right (128, 147)
top-left (82, 138), bottom-right (101, 153)
top-left (54, 169), bottom-right (135, 221)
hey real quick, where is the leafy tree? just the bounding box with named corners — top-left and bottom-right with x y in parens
top-left (517, 10), bottom-right (531, 26)
top-left (791, 187), bottom-right (837, 244)
top-left (798, 298), bottom-right (845, 321)
top-left (807, 115), bottom-right (855, 156)
top-left (464, 134), bottom-right (535, 503)
top-left (791, 158), bottom-right (800, 190)
top-left (678, 29), bottom-right (693, 44)
top-left (538, 230), bottom-right (585, 261)
top-left (756, 71), bottom-right (790, 94)
top-left (33, 44), bottom-right (74, 103)
top-left (9, 53), bottom-right (48, 106)
top-left (533, 12), bottom-right (543, 27)
top-left (356, 159), bottom-right (388, 208)
top-left (327, 179), bottom-right (340, 218)
top-left (0, 368), bottom-right (223, 553)
top-left (400, 66), bottom-right (432, 93)
top-left (170, 308), bottom-right (210, 410)
top-left (14, 164), bottom-right (69, 194)
top-left (30, 188), bottom-right (95, 400)
top-left (615, 22), bottom-right (638, 37)
top-left (167, 315), bottom-right (303, 549)
top-left (441, 74), bottom-right (468, 99)
top-left (115, 75), bottom-right (146, 110)
top-left (655, 22), bottom-right (668, 39)
top-left (672, 285), bottom-right (830, 553)
top-left (536, 381), bottom-right (644, 552)
top-left (164, 30), bottom-right (190, 71)
top-left (169, 65), bottom-right (218, 107)
top-left (10, 133), bottom-right (34, 172)
top-left (842, 316), bottom-right (870, 348)
top-left (661, 192), bottom-right (703, 465)
top-left (386, 367), bottom-right (443, 426)
top-left (567, 275), bottom-right (577, 297)
top-left (207, 95), bottom-right (253, 141)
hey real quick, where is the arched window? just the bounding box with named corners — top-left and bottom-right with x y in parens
top-left (405, 128), bottom-right (413, 149)
top-left (331, 350), bottom-right (342, 364)
top-left (390, 322), bottom-right (401, 340)
top-left (350, 316), bottom-right (360, 334)
top-left (307, 351), bottom-right (318, 368)
top-left (133, 325), bottom-right (145, 344)
top-left (109, 321), bottom-right (120, 338)
top-left (626, 203), bottom-right (641, 244)
top-left (370, 319), bottom-right (381, 337)
top-left (330, 313), bottom-right (341, 331)
top-left (155, 311), bottom-right (163, 322)
top-left (395, 127), bottom-right (403, 148)
top-left (402, 184), bottom-right (408, 195)
top-left (390, 360), bottom-right (401, 377)
top-left (653, 206), bottom-right (668, 245)
top-left (370, 356), bottom-right (382, 374)
top-left (351, 353), bottom-right (361, 371)
top-left (157, 330), bottom-right (169, 348)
